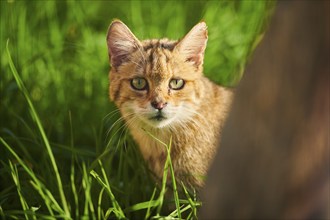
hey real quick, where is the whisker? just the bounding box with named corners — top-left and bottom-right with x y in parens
top-left (136, 45), bottom-right (147, 65)
top-left (115, 115), bottom-right (140, 151)
top-left (103, 108), bottom-right (121, 124)
top-left (105, 112), bottom-right (135, 149)
top-left (128, 58), bottom-right (143, 69)
top-left (115, 116), bottom-right (134, 151)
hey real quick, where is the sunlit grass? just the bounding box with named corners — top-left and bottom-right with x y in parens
top-left (0, 0), bottom-right (275, 219)
top-left (1, 45), bottom-right (200, 218)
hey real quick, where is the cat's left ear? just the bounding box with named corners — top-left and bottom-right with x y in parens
top-left (175, 22), bottom-right (208, 68)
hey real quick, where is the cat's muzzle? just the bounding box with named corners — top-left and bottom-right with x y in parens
top-left (149, 112), bottom-right (166, 121)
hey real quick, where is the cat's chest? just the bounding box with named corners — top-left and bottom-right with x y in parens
top-left (132, 130), bottom-right (171, 176)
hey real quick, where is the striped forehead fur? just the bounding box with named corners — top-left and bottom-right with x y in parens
top-left (142, 39), bottom-right (178, 52)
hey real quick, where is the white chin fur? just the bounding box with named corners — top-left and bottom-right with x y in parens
top-left (124, 103), bottom-right (188, 129)
top-left (141, 116), bottom-right (175, 129)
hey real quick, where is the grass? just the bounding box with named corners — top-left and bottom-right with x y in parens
top-left (0, 1), bottom-right (275, 219)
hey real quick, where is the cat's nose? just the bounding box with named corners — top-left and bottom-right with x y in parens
top-left (151, 101), bottom-right (167, 110)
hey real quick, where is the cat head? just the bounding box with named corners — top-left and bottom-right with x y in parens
top-left (106, 20), bottom-right (208, 128)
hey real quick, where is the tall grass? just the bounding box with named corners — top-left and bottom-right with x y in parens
top-left (0, 0), bottom-right (275, 219)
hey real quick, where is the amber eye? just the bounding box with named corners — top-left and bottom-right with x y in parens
top-left (131, 77), bottom-right (148, 90)
top-left (169, 78), bottom-right (185, 90)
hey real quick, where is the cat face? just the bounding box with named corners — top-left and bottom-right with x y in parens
top-left (106, 20), bottom-right (208, 129)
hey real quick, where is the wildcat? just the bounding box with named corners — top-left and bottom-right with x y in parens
top-left (106, 20), bottom-right (233, 189)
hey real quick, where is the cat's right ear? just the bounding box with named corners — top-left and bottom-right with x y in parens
top-left (106, 20), bottom-right (141, 69)
top-left (175, 22), bottom-right (208, 69)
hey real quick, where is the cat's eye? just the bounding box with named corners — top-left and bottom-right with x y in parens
top-left (131, 77), bottom-right (148, 90)
top-left (169, 78), bottom-right (185, 90)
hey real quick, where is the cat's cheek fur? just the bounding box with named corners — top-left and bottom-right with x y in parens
top-left (173, 85), bottom-right (202, 107)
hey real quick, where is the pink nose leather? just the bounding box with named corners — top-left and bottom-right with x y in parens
top-left (151, 101), bottom-right (167, 110)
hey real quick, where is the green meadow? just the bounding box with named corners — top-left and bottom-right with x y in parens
top-left (0, 1), bottom-right (274, 219)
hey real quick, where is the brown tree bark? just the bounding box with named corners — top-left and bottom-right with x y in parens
top-left (200, 1), bottom-right (329, 219)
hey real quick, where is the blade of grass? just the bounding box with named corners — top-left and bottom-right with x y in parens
top-left (145, 187), bottom-right (157, 219)
top-left (98, 160), bottom-right (126, 219)
top-left (30, 181), bottom-right (64, 214)
top-left (8, 161), bottom-right (30, 220)
top-left (82, 163), bottom-right (89, 218)
top-left (104, 208), bottom-right (115, 219)
top-left (3, 210), bottom-right (68, 220)
top-left (1, 138), bottom-right (57, 216)
top-left (169, 204), bottom-right (192, 218)
top-left (163, 136), bottom-right (181, 218)
top-left (90, 165), bottom-right (125, 219)
top-left (124, 200), bottom-right (159, 213)
top-left (181, 182), bottom-right (200, 218)
top-left (6, 40), bottom-right (70, 218)
top-left (1, 127), bottom-right (35, 164)
top-left (145, 131), bottom-right (181, 218)
top-left (0, 206), bottom-right (4, 219)
top-left (155, 146), bottom-right (169, 216)
top-left (70, 161), bottom-right (79, 220)
top-left (82, 163), bottom-right (96, 220)
top-left (97, 188), bottom-right (105, 220)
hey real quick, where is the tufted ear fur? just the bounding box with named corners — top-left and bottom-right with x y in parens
top-left (175, 22), bottom-right (208, 68)
top-left (106, 20), bottom-right (142, 69)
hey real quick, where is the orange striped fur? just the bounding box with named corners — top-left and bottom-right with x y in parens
top-left (106, 20), bottom-right (233, 188)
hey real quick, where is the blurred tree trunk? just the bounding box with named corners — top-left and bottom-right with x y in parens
top-left (200, 1), bottom-right (329, 219)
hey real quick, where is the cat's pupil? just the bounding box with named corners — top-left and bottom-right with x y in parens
top-left (131, 77), bottom-right (147, 90)
top-left (169, 78), bottom-right (184, 90)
